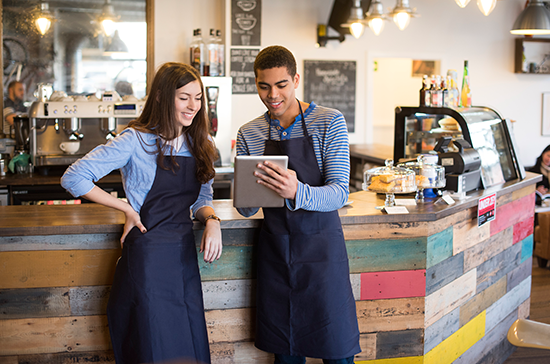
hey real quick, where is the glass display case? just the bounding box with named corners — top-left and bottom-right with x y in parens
top-left (394, 106), bottom-right (525, 189)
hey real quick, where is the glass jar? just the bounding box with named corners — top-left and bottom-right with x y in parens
top-left (362, 159), bottom-right (416, 207)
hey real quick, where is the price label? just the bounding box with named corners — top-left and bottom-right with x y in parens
top-left (384, 206), bottom-right (410, 214)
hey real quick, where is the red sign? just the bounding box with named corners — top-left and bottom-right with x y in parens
top-left (478, 193), bottom-right (496, 227)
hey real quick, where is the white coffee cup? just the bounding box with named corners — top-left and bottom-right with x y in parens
top-left (59, 141), bottom-right (80, 154)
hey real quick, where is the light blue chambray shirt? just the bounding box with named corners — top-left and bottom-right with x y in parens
top-left (60, 128), bottom-right (214, 216)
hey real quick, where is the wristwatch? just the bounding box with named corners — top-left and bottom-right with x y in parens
top-left (204, 214), bottom-right (221, 225)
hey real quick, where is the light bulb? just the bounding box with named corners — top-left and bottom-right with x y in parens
top-left (35, 17), bottom-right (51, 35)
top-left (477, 0), bottom-right (496, 16)
top-left (350, 22), bottom-right (365, 38)
top-left (102, 19), bottom-right (116, 36)
top-left (393, 12), bottom-right (411, 30)
top-left (455, 0), bottom-right (470, 8)
top-left (368, 18), bottom-right (385, 35)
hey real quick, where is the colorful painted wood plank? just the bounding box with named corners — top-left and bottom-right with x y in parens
top-left (424, 311), bottom-right (486, 364)
top-left (507, 256), bottom-right (532, 292)
top-left (375, 329), bottom-right (423, 359)
top-left (346, 238), bottom-right (427, 273)
top-left (426, 252), bottom-right (463, 296)
top-left (452, 216), bottom-right (490, 255)
top-left (12, 350), bottom-right (115, 364)
top-left (510, 185), bottom-right (536, 204)
top-left (356, 297), bottom-right (424, 333)
top-left (453, 310), bottom-right (517, 364)
top-left (490, 193), bottom-right (535, 237)
top-left (202, 279), bottom-right (254, 310)
top-left (343, 221), bottom-right (424, 241)
top-left (69, 286), bottom-right (110, 316)
top-left (195, 227), bottom-right (260, 246)
top-left (0, 233), bottom-right (120, 252)
top-left (355, 333), bottom-right (376, 361)
top-left (0, 287), bottom-right (70, 319)
top-left (0, 250), bottom-right (119, 289)
top-left (198, 245), bottom-right (255, 281)
top-left (355, 357), bottom-right (423, 364)
top-left (210, 341), bottom-right (273, 364)
top-left (425, 268), bottom-right (477, 327)
top-left (0, 315), bottom-right (110, 355)
top-left (426, 226), bottom-right (453, 269)
top-left (424, 307), bottom-right (460, 353)
top-left (518, 297), bottom-right (530, 320)
top-left (513, 217), bottom-right (534, 244)
top-left (351, 273), bottom-right (361, 301)
top-left (485, 276), bottom-right (531, 333)
top-left (360, 270), bottom-right (426, 300)
top-left (458, 276), bottom-right (506, 328)
top-left (521, 235), bottom-right (534, 264)
top-left (476, 243), bottom-right (521, 293)
top-left (205, 308), bottom-right (254, 344)
top-left (463, 227), bottom-right (513, 273)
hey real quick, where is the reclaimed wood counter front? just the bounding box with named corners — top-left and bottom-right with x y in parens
top-left (0, 173), bottom-right (540, 364)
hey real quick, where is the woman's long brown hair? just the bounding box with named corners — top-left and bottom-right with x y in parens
top-left (128, 62), bottom-right (216, 184)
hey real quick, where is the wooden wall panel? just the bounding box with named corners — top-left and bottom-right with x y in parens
top-left (463, 227), bottom-right (513, 273)
top-left (360, 270), bottom-right (426, 300)
top-left (507, 256), bottom-right (532, 292)
top-left (10, 350), bottom-right (115, 364)
top-left (0, 315), bottom-right (111, 356)
top-left (426, 226), bottom-right (453, 269)
top-left (490, 193), bottom-right (535, 237)
top-left (355, 333), bottom-right (376, 361)
top-left (202, 279), bottom-right (255, 310)
top-left (347, 238), bottom-right (427, 273)
top-left (375, 329), bottom-right (424, 359)
top-left (425, 268), bottom-right (477, 327)
top-left (458, 276), bottom-right (506, 327)
top-left (210, 341), bottom-right (273, 364)
top-left (521, 235), bottom-right (534, 263)
top-left (0, 287), bottom-right (70, 319)
top-left (205, 308), bottom-right (255, 344)
top-left (356, 297), bottom-right (424, 334)
top-left (351, 273), bottom-right (361, 301)
top-left (518, 297), bottom-right (530, 320)
top-left (476, 243), bottom-right (521, 293)
top-left (424, 307), bottom-right (459, 353)
top-left (69, 286), bottom-right (110, 316)
top-left (453, 217), bottom-right (490, 255)
top-left (424, 311), bottom-right (485, 364)
top-left (425, 252), bottom-right (463, 296)
top-left (0, 233), bottom-right (120, 252)
top-left (485, 276), bottom-right (531, 333)
top-left (0, 250), bottom-right (119, 289)
top-left (355, 357), bottom-right (423, 364)
top-left (198, 245), bottom-right (255, 281)
top-left (513, 217), bottom-right (534, 244)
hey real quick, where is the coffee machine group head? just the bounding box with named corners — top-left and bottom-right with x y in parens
top-left (64, 117), bottom-right (84, 141)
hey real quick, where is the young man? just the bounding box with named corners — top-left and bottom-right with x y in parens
top-left (236, 45), bottom-right (360, 364)
top-left (3, 80), bottom-right (26, 136)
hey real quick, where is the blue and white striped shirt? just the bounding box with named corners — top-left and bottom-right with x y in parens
top-left (236, 102), bottom-right (350, 217)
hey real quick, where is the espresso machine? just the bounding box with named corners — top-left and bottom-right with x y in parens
top-left (27, 93), bottom-right (146, 170)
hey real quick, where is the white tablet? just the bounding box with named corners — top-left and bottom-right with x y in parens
top-left (233, 155), bottom-right (289, 208)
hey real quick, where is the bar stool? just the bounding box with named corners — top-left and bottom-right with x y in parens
top-left (507, 319), bottom-right (550, 350)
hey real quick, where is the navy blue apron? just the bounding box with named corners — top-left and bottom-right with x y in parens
top-left (107, 156), bottom-right (211, 364)
top-left (255, 103), bottom-right (360, 359)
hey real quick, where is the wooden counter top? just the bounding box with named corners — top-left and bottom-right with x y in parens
top-left (0, 173), bottom-right (540, 237)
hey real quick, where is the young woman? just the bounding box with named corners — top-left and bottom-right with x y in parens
top-left (530, 144), bottom-right (550, 197)
top-left (61, 62), bottom-right (222, 364)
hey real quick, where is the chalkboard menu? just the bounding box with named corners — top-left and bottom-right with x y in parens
top-left (230, 48), bottom-right (259, 94)
top-left (231, 0), bottom-right (261, 46)
top-left (303, 60), bottom-right (356, 133)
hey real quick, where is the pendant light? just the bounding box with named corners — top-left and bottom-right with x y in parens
top-left (98, 0), bottom-right (118, 36)
top-left (511, 0), bottom-right (550, 35)
top-left (35, 2), bottom-right (54, 36)
top-left (390, 0), bottom-right (418, 31)
top-left (341, 0), bottom-right (367, 39)
top-left (366, 0), bottom-right (388, 36)
top-left (104, 30), bottom-right (129, 55)
top-left (477, 0), bottom-right (497, 16)
top-left (455, 0), bottom-right (471, 8)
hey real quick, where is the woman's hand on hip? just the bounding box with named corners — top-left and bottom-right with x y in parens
top-left (201, 219), bottom-right (222, 263)
top-left (121, 209), bottom-right (147, 248)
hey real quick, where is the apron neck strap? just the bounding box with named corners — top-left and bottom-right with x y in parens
top-left (267, 99), bottom-right (307, 141)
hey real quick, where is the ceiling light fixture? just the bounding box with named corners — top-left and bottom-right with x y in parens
top-left (455, 0), bottom-right (471, 8)
top-left (390, 0), bottom-right (418, 31)
top-left (366, 0), bottom-right (388, 36)
top-left (99, 0), bottom-right (119, 36)
top-left (477, 0), bottom-right (497, 16)
top-left (341, 0), bottom-right (367, 39)
top-left (35, 2), bottom-right (54, 36)
top-left (316, 24), bottom-right (345, 47)
top-left (511, 0), bottom-right (550, 35)
top-left (104, 30), bottom-right (129, 55)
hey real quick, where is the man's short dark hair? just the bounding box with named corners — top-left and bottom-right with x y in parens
top-left (7, 80), bottom-right (22, 92)
top-left (254, 46), bottom-right (297, 78)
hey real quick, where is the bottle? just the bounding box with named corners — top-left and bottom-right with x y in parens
top-left (207, 29), bottom-right (219, 77)
top-left (430, 75), bottom-right (442, 107)
top-left (216, 30), bottom-right (225, 77)
top-left (447, 70), bottom-right (460, 107)
top-left (190, 28), bottom-right (206, 76)
top-left (460, 60), bottom-right (471, 108)
top-left (419, 75), bottom-right (429, 107)
top-left (442, 76), bottom-right (450, 107)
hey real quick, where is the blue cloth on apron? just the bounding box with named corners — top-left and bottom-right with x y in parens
top-left (255, 103), bottom-right (361, 359)
top-left (107, 156), bottom-right (211, 364)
